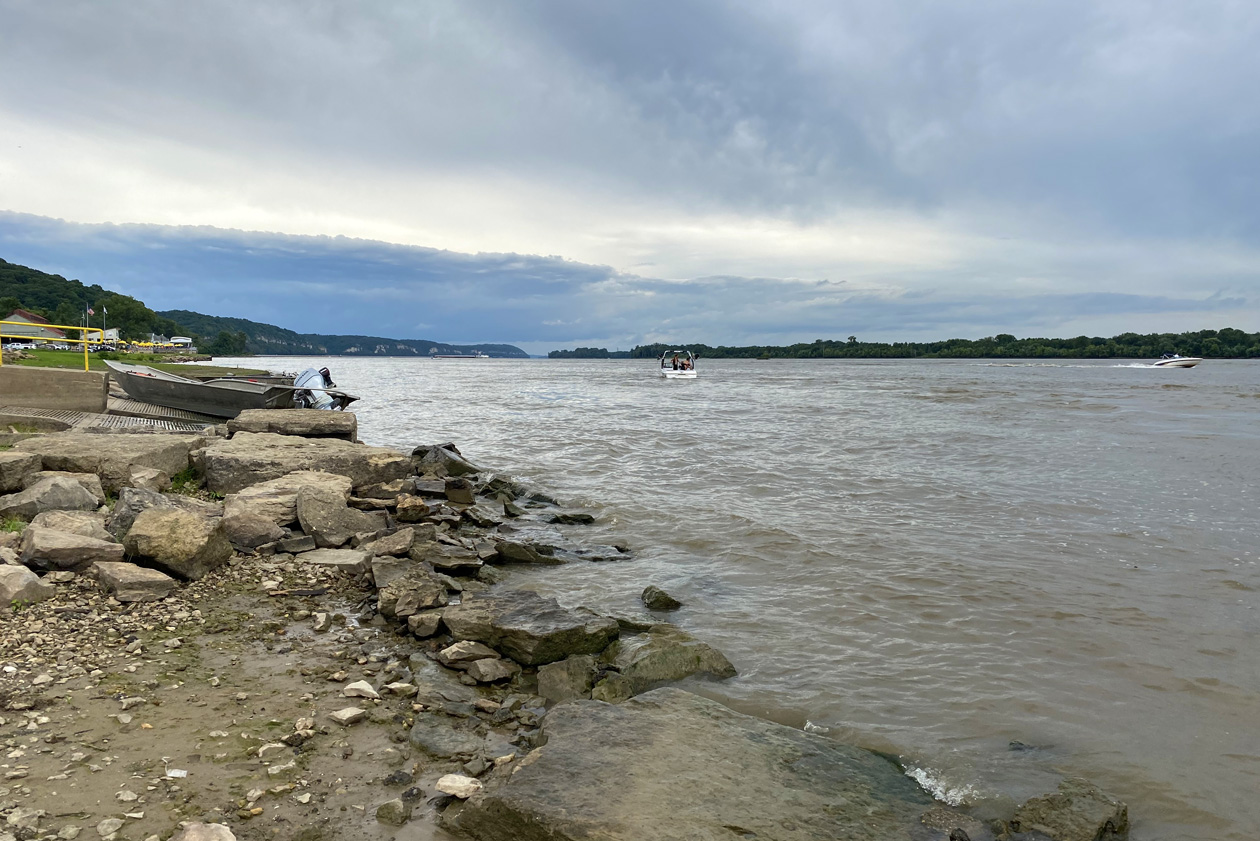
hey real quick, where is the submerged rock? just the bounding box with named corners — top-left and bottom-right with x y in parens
top-left (600, 624), bottom-right (737, 697)
top-left (1012, 777), bottom-right (1129, 841)
top-left (640, 585), bottom-right (682, 611)
top-left (444, 688), bottom-right (939, 841)
top-left (442, 591), bottom-right (619, 666)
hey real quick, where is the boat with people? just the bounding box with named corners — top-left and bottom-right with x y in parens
top-left (105, 360), bottom-right (358, 418)
top-left (431, 351), bottom-right (490, 359)
top-left (1151, 353), bottom-right (1203, 368)
top-left (659, 350), bottom-right (698, 379)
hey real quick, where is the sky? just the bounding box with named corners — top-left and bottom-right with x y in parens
top-left (1, 0), bottom-right (1258, 354)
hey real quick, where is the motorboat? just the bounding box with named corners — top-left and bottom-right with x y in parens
top-left (659, 350), bottom-right (698, 379)
top-left (431, 351), bottom-right (490, 359)
top-left (1151, 354), bottom-right (1203, 368)
top-left (105, 360), bottom-right (358, 418)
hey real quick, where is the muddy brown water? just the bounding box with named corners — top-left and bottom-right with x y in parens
top-left (207, 355), bottom-right (1260, 841)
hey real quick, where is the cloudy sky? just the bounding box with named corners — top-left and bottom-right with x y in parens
top-left (1, 1), bottom-right (1257, 353)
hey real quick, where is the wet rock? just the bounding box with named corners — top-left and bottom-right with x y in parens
top-left (106, 487), bottom-right (222, 539)
top-left (127, 465), bottom-right (170, 492)
top-left (298, 547), bottom-right (372, 575)
top-left (408, 717), bottom-right (484, 759)
top-left (443, 688), bottom-right (937, 841)
top-left (169, 822), bottom-right (237, 841)
top-left (445, 477), bottom-right (476, 505)
top-left (537, 655), bottom-right (598, 704)
top-left (407, 610), bottom-right (444, 638)
top-left (395, 495), bottom-right (433, 523)
top-left (493, 540), bottom-right (565, 566)
top-left (296, 484), bottom-right (387, 548)
top-left (92, 561), bottom-right (178, 602)
top-left (375, 797), bottom-right (412, 826)
top-left (222, 470), bottom-right (353, 526)
top-left (412, 443), bottom-right (482, 477)
top-left (1012, 777), bottom-right (1129, 841)
top-left (465, 658), bottom-right (522, 683)
top-left (21, 470), bottom-right (106, 504)
top-left (548, 511), bottom-right (596, 525)
top-left (377, 569), bottom-right (449, 618)
top-left (28, 510), bottom-right (113, 543)
top-left (220, 511), bottom-right (286, 550)
top-left (0, 450), bottom-right (41, 493)
top-left (122, 508), bottom-right (232, 581)
top-left (369, 527), bottom-right (415, 557)
top-left (197, 432), bottom-right (410, 495)
top-left (600, 624), bottom-right (736, 696)
top-left (359, 478), bottom-right (416, 499)
top-left (370, 556), bottom-right (411, 589)
top-left (19, 526), bottom-right (125, 572)
top-left (0, 565), bottom-right (55, 605)
top-left (442, 591), bottom-right (619, 666)
top-left (227, 408), bottom-right (358, 441)
top-left (15, 430), bottom-right (204, 493)
top-left (462, 504), bottom-right (503, 528)
top-left (413, 478), bottom-right (449, 497)
top-left (436, 774), bottom-right (483, 799)
top-left (411, 541), bottom-right (483, 576)
top-left (0, 476), bottom-right (99, 521)
top-left (641, 585), bottom-right (682, 611)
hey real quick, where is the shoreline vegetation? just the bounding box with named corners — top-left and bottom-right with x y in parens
top-left (549, 328), bottom-right (1260, 359)
top-left (0, 414), bottom-right (1129, 840)
top-left (1, 347), bottom-right (269, 378)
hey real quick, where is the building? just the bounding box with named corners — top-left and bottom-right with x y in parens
top-left (1, 309), bottom-right (67, 341)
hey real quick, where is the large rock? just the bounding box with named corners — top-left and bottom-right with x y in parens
top-left (123, 508), bottom-right (232, 581)
top-left (411, 541), bottom-right (483, 576)
top-left (0, 451), bottom-right (41, 493)
top-left (537, 655), bottom-right (598, 704)
top-left (297, 547), bottom-right (372, 575)
top-left (1012, 777), bottom-right (1129, 841)
top-left (369, 527), bottom-right (414, 557)
top-left (412, 443), bottom-right (482, 477)
top-left (107, 487), bottom-right (222, 539)
top-left (169, 823), bottom-right (237, 841)
top-left (14, 431), bottom-right (203, 493)
top-left (598, 624), bottom-right (736, 697)
top-left (28, 510), bottom-right (114, 543)
top-left (93, 561), bottom-right (178, 602)
top-left (222, 470), bottom-right (353, 526)
top-left (296, 485), bottom-right (386, 548)
top-left (408, 716), bottom-right (486, 759)
top-left (0, 476), bottom-right (99, 521)
top-left (197, 432), bottom-right (410, 495)
top-left (377, 569), bottom-right (449, 618)
top-left (18, 527), bottom-right (126, 571)
top-left (227, 409), bottom-right (358, 441)
top-left (444, 688), bottom-right (941, 841)
top-left (21, 471), bottom-right (106, 505)
top-left (220, 511), bottom-right (286, 550)
top-left (0, 565), bottom-right (55, 605)
top-left (442, 591), bottom-right (619, 666)
top-left (493, 541), bottom-right (565, 566)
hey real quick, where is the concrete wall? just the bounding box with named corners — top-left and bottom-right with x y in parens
top-left (0, 366), bottom-right (108, 413)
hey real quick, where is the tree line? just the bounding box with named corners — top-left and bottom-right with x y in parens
top-left (551, 329), bottom-right (1260, 360)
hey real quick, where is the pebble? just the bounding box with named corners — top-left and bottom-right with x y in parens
top-left (328, 707), bottom-right (367, 726)
top-left (436, 773), bottom-right (483, 798)
top-left (96, 818), bottom-right (124, 837)
top-left (342, 680), bottom-right (380, 699)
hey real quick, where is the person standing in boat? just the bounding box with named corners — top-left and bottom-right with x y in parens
top-left (672, 353), bottom-right (680, 370)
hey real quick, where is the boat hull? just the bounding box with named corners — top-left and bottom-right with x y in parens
top-left (106, 362), bottom-right (293, 418)
top-left (1151, 357), bottom-right (1202, 368)
top-left (660, 370), bottom-right (698, 379)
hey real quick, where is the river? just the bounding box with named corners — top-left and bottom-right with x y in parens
top-left (217, 356), bottom-right (1260, 840)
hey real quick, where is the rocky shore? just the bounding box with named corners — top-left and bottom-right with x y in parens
top-left (0, 411), bottom-right (1129, 841)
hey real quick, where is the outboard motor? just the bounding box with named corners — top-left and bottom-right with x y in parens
top-left (293, 367), bottom-right (337, 410)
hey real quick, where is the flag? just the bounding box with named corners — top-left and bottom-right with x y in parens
top-left (102, 307), bottom-right (108, 315)
top-left (87, 308), bottom-right (95, 316)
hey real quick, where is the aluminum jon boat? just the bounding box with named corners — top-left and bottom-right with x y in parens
top-left (105, 360), bottom-right (358, 419)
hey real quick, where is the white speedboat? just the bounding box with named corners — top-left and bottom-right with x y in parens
top-left (659, 350), bottom-right (698, 379)
top-left (1151, 354), bottom-right (1202, 368)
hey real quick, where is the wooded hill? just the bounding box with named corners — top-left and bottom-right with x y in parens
top-left (552, 330), bottom-right (1260, 359)
top-left (0, 258), bottom-right (527, 357)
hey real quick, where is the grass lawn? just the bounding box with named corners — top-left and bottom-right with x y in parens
top-left (3, 349), bottom-right (271, 378)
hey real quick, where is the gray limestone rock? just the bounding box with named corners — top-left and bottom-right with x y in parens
top-left (358, 478), bottom-right (416, 499)
top-left (19, 526), bottom-right (125, 572)
top-left (122, 508), bottom-right (232, 581)
top-left (28, 510), bottom-right (113, 543)
top-left (0, 476), bottom-right (98, 522)
top-left (197, 432), bottom-right (410, 495)
top-left (1012, 777), bottom-right (1129, 841)
top-left (21, 470), bottom-right (106, 505)
top-left (537, 655), bottom-right (598, 704)
top-left (411, 541), bottom-right (483, 576)
top-left (445, 477), bottom-right (476, 505)
top-left (465, 657), bottom-right (522, 683)
top-left (600, 624), bottom-right (737, 696)
top-left (443, 688), bottom-right (940, 841)
top-left (296, 484), bottom-right (387, 548)
top-left (222, 470), bottom-right (353, 526)
top-left (442, 591), bottom-right (619, 666)
top-left (169, 823), bottom-right (237, 841)
top-left (438, 640), bottom-right (501, 667)
top-left (220, 511), bottom-right (286, 550)
top-left (0, 451), bottom-right (41, 493)
top-left (375, 798), bottom-right (412, 826)
top-left (92, 561), bottom-right (178, 602)
top-left (106, 487), bottom-right (222, 539)
top-left (412, 443), bottom-right (482, 477)
top-left (394, 495), bottom-right (432, 523)
top-left (408, 716), bottom-right (485, 759)
top-left (15, 431), bottom-right (204, 493)
top-left (127, 465), bottom-right (171, 492)
top-left (369, 527), bottom-right (415, 557)
top-left (0, 565), bottom-right (55, 605)
top-left (407, 610), bottom-right (444, 638)
top-left (493, 541), bottom-right (565, 566)
top-left (227, 408), bottom-right (358, 441)
top-left (297, 547), bottom-right (372, 575)
top-left (377, 569), bottom-right (449, 618)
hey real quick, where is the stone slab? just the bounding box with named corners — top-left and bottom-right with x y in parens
top-left (197, 432), bottom-right (410, 495)
top-left (227, 409), bottom-right (358, 441)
